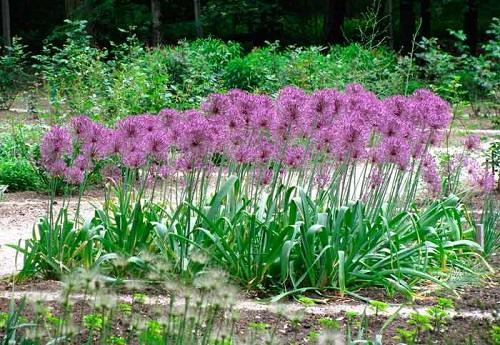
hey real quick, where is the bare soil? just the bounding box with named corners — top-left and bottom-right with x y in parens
top-left (0, 293), bottom-right (496, 344)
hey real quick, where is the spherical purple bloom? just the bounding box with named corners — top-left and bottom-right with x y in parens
top-left (64, 166), bottom-right (85, 184)
top-left (145, 132), bottom-right (169, 162)
top-left (70, 115), bottom-right (94, 142)
top-left (421, 154), bottom-right (441, 196)
top-left (121, 144), bottom-right (147, 168)
top-left (41, 126), bottom-right (73, 169)
top-left (464, 135), bottom-right (481, 151)
top-left (381, 137), bottom-right (410, 168)
top-left (46, 159), bottom-right (68, 177)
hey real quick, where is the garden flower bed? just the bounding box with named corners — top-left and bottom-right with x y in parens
top-left (0, 85), bottom-right (498, 344)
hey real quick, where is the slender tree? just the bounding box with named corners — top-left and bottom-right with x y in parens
top-left (399, 0), bottom-right (415, 52)
top-left (1, 0), bottom-right (11, 46)
top-left (420, 0), bottom-right (431, 38)
top-left (151, 0), bottom-right (161, 45)
top-left (193, 0), bottom-right (202, 37)
top-left (464, 0), bottom-right (478, 54)
top-left (324, 0), bottom-right (346, 44)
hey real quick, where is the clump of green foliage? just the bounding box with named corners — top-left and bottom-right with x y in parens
top-left (417, 18), bottom-right (499, 114)
top-left (33, 20), bottom-right (413, 122)
top-left (0, 37), bottom-right (30, 110)
top-left (0, 126), bottom-right (46, 192)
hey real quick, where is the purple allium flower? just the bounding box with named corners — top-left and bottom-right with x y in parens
top-left (428, 130), bottom-right (445, 146)
top-left (117, 116), bottom-right (141, 141)
top-left (73, 155), bottom-right (90, 172)
top-left (381, 137), bottom-right (410, 168)
top-left (158, 164), bottom-right (171, 179)
top-left (421, 154), bottom-right (441, 195)
top-left (254, 140), bottom-right (276, 164)
top-left (145, 131), bottom-right (169, 162)
top-left (285, 146), bottom-right (307, 168)
top-left (411, 89), bottom-right (452, 130)
top-left (102, 165), bottom-right (122, 182)
top-left (136, 114), bottom-right (163, 134)
top-left (369, 168), bottom-right (382, 189)
top-left (70, 115), bottom-right (94, 141)
top-left (464, 135), bottom-right (481, 151)
top-left (477, 171), bottom-right (495, 193)
top-left (46, 159), bottom-right (68, 177)
top-left (274, 86), bottom-right (310, 138)
top-left (121, 144), bottom-right (147, 168)
top-left (202, 93), bottom-right (230, 116)
top-left (41, 126), bottom-right (73, 169)
top-left (307, 89), bottom-right (339, 128)
top-left (95, 128), bottom-right (118, 159)
top-left (64, 166), bottom-right (85, 184)
top-left (259, 169), bottom-right (272, 186)
top-left (158, 108), bottom-right (179, 129)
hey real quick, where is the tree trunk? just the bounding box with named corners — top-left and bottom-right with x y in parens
top-left (464, 0), bottom-right (478, 54)
top-left (399, 0), bottom-right (415, 53)
top-left (324, 0), bottom-right (346, 44)
top-left (385, 0), bottom-right (394, 48)
top-left (1, 0), bottom-right (10, 46)
top-left (65, 0), bottom-right (76, 18)
top-left (420, 0), bottom-right (431, 38)
top-left (151, 0), bottom-right (161, 45)
top-left (193, 0), bottom-right (202, 37)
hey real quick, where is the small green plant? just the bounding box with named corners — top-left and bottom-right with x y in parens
top-left (297, 295), bottom-right (316, 306)
top-left (369, 300), bottom-right (389, 317)
top-left (491, 325), bottom-right (500, 345)
top-left (0, 159), bottom-right (42, 192)
top-left (396, 327), bottom-right (417, 344)
top-left (318, 317), bottom-right (340, 330)
top-left (132, 293), bottom-right (148, 304)
top-left (83, 313), bottom-right (105, 331)
top-left (426, 306), bottom-right (449, 333)
top-left (248, 322), bottom-right (270, 331)
top-left (106, 336), bottom-right (126, 345)
top-left (0, 312), bottom-right (7, 330)
top-left (138, 320), bottom-right (164, 343)
top-left (408, 312), bottom-right (433, 341)
top-left (307, 331), bottom-right (320, 342)
top-left (437, 297), bottom-right (455, 309)
top-left (117, 303), bottom-right (132, 315)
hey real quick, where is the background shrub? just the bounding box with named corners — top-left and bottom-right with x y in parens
top-left (0, 159), bottom-right (42, 192)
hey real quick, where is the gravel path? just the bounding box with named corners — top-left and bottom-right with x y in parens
top-left (0, 192), bottom-right (100, 276)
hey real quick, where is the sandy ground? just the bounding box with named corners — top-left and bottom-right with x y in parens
top-left (0, 192), bottom-right (101, 276)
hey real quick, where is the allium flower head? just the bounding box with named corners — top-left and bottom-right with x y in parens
top-left (421, 154), bottom-right (441, 196)
top-left (158, 108), bottom-right (179, 129)
top-left (41, 126), bottom-right (73, 168)
top-left (411, 89), bottom-right (452, 130)
top-left (70, 115), bottom-right (94, 141)
top-left (381, 137), bottom-right (410, 168)
top-left (64, 166), bottom-right (85, 184)
top-left (464, 135), bottom-right (481, 151)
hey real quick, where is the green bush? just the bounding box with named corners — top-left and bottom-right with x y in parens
top-left (0, 125), bottom-right (47, 192)
top-left (0, 37), bottom-right (30, 110)
top-left (417, 18), bottom-right (499, 108)
top-left (34, 21), bottom-right (414, 120)
top-left (0, 159), bottom-right (42, 192)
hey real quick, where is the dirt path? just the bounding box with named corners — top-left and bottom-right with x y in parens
top-left (0, 192), bottom-right (100, 276)
top-left (0, 289), bottom-right (495, 321)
